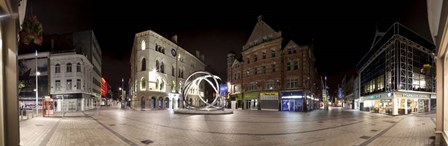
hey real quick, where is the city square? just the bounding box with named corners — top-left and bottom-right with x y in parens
top-left (20, 105), bottom-right (435, 146)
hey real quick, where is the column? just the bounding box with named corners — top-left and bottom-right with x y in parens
top-left (404, 99), bottom-right (408, 114)
top-left (392, 98), bottom-right (398, 115)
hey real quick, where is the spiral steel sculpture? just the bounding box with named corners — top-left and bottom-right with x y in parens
top-left (181, 71), bottom-right (224, 110)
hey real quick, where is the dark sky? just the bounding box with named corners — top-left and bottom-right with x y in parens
top-left (31, 0), bottom-right (432, 94)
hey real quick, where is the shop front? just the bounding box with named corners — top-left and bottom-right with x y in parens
top-left (394, 92), bottom-right (434, 115)
top-left (360, 93), bottom-right (393, 114)
top-left (243, 92), bottom-right (259, 110)
top-left (259, 91), bottom-right (279, 110)
top-left (281, 91), bottom-right (303, 112)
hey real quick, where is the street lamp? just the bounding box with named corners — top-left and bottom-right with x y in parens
top-left (35, 50), bottom-right (39, 115)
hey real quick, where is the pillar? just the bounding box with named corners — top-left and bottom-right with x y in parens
top-left (404, 99), bottom-right (408, 114)
top-left (392, 98), bottom-right (398, 115)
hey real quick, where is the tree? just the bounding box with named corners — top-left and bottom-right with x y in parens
top-left (420, 64), bottom-right (435, 91)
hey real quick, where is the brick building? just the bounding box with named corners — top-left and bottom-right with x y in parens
top-left (227, 16), bottom-right (320, 111)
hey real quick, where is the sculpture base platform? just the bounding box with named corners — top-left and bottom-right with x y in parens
top-left (174, 108), bottom-right (234, 115)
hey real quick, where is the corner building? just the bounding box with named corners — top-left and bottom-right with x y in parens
top-left (227, 17), bottom-right (320, 111)
top-left (130, 30), bottom-right (206, 110)
top-left (357, 22), bottom-right (436, 115)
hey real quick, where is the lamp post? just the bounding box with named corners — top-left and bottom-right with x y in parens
top-left (35, 50), bottom-right (39, 115)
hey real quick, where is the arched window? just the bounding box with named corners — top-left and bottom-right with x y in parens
top-left (172, 66), bottom-right (175, 76)
top-left (160, 80), bottom-right (164, 90)
top-left (156, 60), bottom-right (159, 72)
top-left (156, 79), bottom-right (159, 89)
top-left (67, 63), bottom-right (72, 72)
top-left (156, 60), bottom-right (160, 72)
top-left (55, 64), bottom-right (61, 73)
top-left (141, 40), bottom-right (146, 50)
top-left (172, 81), bottom-right (176, 92)
top-left (141, 58), bottom-right (146, 71)
top-left (141, 78), bottom-right (146, 90)
top-left (77, 63), bottom-right (81, 72)
top-left (160, 62), bottom-right (165, 73)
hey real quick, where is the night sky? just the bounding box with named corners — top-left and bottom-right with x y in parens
top-left (29, 0), bottom-right (431, 95)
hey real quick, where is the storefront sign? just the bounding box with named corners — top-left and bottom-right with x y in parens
top-left (402, 93), bottom-right (428, 98)
top-left (260, 92), bottom-right (278, 96)
top-left (281, 91), bottom-right (303, 97)
top-left (370, 95), bottom-right (381, 99)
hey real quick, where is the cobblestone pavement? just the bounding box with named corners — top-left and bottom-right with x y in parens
top-left (20, 106), bottom-right (436, 146)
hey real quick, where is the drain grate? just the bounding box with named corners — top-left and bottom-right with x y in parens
top-left (141, 140), bottom-right (153, 145)
top-left (360, 136), bottom-right (371, 139)
top-left (35, 124), bottom-right (44, 126)
top-left (109, 124), bottom-right (116, 126)
top-left (370, 129), bottom-right (378, 132)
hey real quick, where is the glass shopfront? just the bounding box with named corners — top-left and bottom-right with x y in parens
top-left (281, 91), bottom-right (303, 112)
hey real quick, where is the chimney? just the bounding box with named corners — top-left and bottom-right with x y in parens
top-left (171, 34), bottom-right (178, 44)
top-left (196, 50), bottom-right (200, 58)
top-left (201, 54), bottom-right (205, 61)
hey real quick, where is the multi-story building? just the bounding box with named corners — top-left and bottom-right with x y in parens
top-left (340, 72), bottom-right (359, 109)
top-left (130, 30), bottom-right (206, 110)
top-left (427, 1), bottom-right (448, 144)
top-left (227, 16), bottom-right (320, 111)
top-left (18, 52), bottom-right (50, 110)
top-left (357, 22), bottom-right (436, 115)
top-left (50, 52), bottom-right (94, 111)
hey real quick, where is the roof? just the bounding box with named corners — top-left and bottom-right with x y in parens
top-left (243, 16), bottom-right (282, 50)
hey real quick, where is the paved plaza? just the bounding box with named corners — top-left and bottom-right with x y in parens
top-left (19, 106), bottom-right (436, 146)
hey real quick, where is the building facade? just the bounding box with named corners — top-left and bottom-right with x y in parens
top-left (227, 16), bottom-right (320, 111)
top-left (50, 53), bottom-right (95, 111)
top-left (357, 22), bottom-right (436, 115)
top-left (427, 0), bottom-right (448, 144)
top-left (18, 52), bottom-right (50, 110)
top-left (130, 30), bottom-right (206, 110)
top-left (340, 73), bottom-right (360, 109)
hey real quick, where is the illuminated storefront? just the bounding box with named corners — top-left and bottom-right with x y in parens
top-left (281, 91), bottom-right (303, 112)
top-left (259, 91), bottom-right (278, 110)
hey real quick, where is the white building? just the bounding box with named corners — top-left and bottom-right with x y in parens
top-left (130, 30), bottom-right (206, 110)
top-left (50, 52), bottom-right (95, 111)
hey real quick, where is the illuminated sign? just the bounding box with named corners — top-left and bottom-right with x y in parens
top-left (260, 92), bottom-right (278, 96)
top-left (370, 95), bottom-right (381, 99)
top-left (402, 93), bottom-right (428, 98)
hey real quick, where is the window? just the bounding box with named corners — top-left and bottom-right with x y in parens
top-left (271, 49), bottom-right (276, 58)
top-left (254, 67), bottom-right (258, 75)
top-left (247, 57), bottom-right (250, 64)
top-left (156, 60), bottom-right (159, 72)
top-left (287, 78), bottom-right (299, 89)
top-left (66, 63), bottom-right (72, 72)
top-left (141, 78), bottom-right (146, 90)
top-left (76, 63), bottom-right (81, 72)
top-left (246, 70), bottom-right (250, 76)
top-left (271, 64), bottom-right (276, 72)
top-left (288, 48), bottom-right (292, 54)
top-left (172, 66), bottom-right (175, 76)
top-left (293, 60), bottom-right (298, 70)
top-left (287, 62), bottom-right (291, 71)
top-left (55, 64), bottom-right (61, 73)
top-left (262, 52), bottom-right (266, 59)
top-left (141, 40), bottom-right (146, 50)
top-left (156, 79), bottom-right (159, 89)
top-left (248, 82), bottom-right (257, 91)
top-left (67, 79), bottom-right (72, 90)
top-left (262, 66), bottom-right (266, 74)
top-left (55, 80), bottom-right (61, 91)
top-left (160, 80), bottom-right (164, 90)
top-left (293, 48), bottom-right (297, 54)
top-left (264, 80), bottom-right (275, 90)
top-left (160, 62), bottom-right (165, 73)
top-left (141, 58), bottom-right (146, 71)
top-left (77, 79), bottom-right (81, 89)
top-left (254, 54), bottom-right (257, 62)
